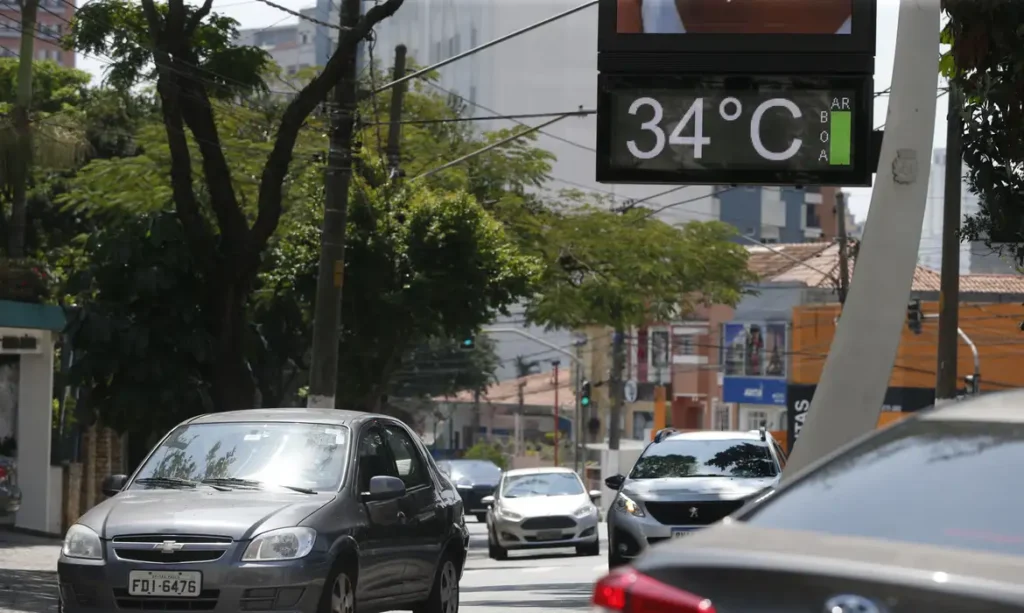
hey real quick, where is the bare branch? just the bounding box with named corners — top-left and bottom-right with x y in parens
top-left (250, 0), bottom-right (405, 253)
top-left (185, 0), bottom-right (216, 37)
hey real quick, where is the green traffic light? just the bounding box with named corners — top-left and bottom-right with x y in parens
top-left (581, 397), bottom-right (590, 407)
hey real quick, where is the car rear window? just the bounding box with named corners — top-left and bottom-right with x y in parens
top-left (744, 419), bottom-right (1024, 556)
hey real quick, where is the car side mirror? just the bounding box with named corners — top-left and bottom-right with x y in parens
top-left (102, 474), bottom-right (128, 497)
top-left (604, 474), bottom-right (625, 490)
top-left (362, 475), bottom-right (406, 502)
top-left (588, 489), bottom-right (602, 502)
top-left (481, 495), bottom-right (494, 507)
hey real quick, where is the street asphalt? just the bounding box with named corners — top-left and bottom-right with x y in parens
top-left (0, 519), bottom-right (608, 613)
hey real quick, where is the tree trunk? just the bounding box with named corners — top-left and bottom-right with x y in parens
top-left (209, 279), bottom-right (256, 410)
top-left (608, 327), bottom-right (626, 451)
top-left (8, 0), bottom-right (39, 258)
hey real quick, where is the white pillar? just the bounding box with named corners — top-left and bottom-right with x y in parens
top-left (15, 331), bottom-right (58, 534)
top-left (783, 0), bottom-right (941, 477)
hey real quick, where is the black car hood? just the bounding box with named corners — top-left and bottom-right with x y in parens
top-left (77, 488), bottom-right (334, 540)
top-left (622, 476), bottom-right (777, 501)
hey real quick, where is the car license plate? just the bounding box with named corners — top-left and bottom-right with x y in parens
top-left (128, 571), bottom-right (202, 597)
top-left (671, 528), bottom-right (694, 539)
top-left (537, 530), bottom-right (562, 540)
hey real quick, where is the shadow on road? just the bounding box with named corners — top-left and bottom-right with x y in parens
top-left (0, 569), bottom-right (59, 613)
top-left (462, 582), bottom-right (592, 609)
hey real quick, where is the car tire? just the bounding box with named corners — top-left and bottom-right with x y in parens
top-left (414, 553), bottom-right (460, 613)
top-left (318, 563), bottom-right (356, 613)
top-left (475, 513), bottom-right (487, 523)
top-left (576, 539), bottom-right (600, 556)
top-left (487, 526), bottom-right (508, 561)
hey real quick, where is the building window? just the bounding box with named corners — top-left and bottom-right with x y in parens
top-left (761, 238), bottom-right (778, 245)
top-left (675, 334), bottom-right (696, 356)
top-left (300, 32), bottom-right (309, 45)
top-left (806, 203), bottom-right (821, 228)
top-left (744, 410), bottom-right (770, 430)
top-left (650, 330), bottom-right (669, 369)
top-left (713, 404), bottom-right (730, 431)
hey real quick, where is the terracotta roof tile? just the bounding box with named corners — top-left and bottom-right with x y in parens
top-left (433, 369), bottom-right (575, 410)
top-left (745, 242), bottom-right (835, 279)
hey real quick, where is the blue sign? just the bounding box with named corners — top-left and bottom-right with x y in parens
top-left (723, 377), bottom-right (787, 406)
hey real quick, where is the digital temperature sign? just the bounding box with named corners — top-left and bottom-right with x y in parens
top-left (596, 74), bottom-right (873, 186)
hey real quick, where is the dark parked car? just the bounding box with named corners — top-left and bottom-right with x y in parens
top-left (58, 409), bottom-right (469, 613)
top-left (591, 391), bottom-right (1024, 613)
top-left (436, 460), bottom-right (502, 522)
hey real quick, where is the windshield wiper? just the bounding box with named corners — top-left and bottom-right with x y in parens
top-left (135, 477), bottom-right (199, 489)
top-left (201, 478), bottom-right (316, 495)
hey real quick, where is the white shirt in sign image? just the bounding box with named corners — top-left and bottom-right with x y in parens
top-left (641, 0), bottom-right (852, 34)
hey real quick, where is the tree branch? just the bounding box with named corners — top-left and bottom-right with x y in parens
top-left (250, 0), bottom-right (405, 255)
top-left (185, 0), bottom-right (216, 38)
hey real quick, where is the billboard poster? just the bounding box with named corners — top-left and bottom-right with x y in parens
top-left (722, 322), bottom-right (787, 378)
top-left (597, 0), bottom-right (877, 56)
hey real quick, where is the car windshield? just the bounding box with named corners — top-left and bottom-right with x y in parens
top-left (743, 419), bottom-right (1024, 557)
top-left (629, 439), bottom-right (778, 479)
top-left (132, 422), bottom-right (350, 493)
top-left (501, 472), bottom-right (584, 498)
top-left (448, 460), bottom-right (502, 482)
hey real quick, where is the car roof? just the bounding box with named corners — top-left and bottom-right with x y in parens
top-left (659, 430), bottom-right (765, 443)
top-left (919, 389), bottom-right (1024, 423)
top-left (186, 408), bottom-right (376, 427)
top-left (503, 466), bottom-right (577, 477)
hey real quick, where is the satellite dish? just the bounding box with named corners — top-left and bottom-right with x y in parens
top-left (624, 379), bottom-right (638, 403)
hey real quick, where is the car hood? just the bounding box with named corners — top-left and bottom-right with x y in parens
top-left (77, 488), bottom-right (334, 540)
top-left (498, 493), bottom-right (592, 517)
top-left (622, 476), bottom-right (777, 501)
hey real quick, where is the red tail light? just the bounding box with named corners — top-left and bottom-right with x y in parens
top-left (0, 466), bottom-right (7, 481)
top-left (592, 568), bottom-right (716, 613)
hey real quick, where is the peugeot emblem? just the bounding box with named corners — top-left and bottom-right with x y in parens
top-left (824, 594), bottom-right (883, 613)
top-left (689, 507), bottom-right (698, 518)
top-left (155, 540), bottom-right (184, 554)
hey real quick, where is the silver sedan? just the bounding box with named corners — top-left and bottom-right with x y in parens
top-left (484, 467), bottom-right (601, 560)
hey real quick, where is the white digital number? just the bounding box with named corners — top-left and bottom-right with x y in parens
top-left (626, 97), bottom-right (665, 159)
top-left (668, 98), bottom-right (710, 157)
top-left (751, 98), bottom-right (803, 161)
top-left (626, 97), bottom-right (710, 160)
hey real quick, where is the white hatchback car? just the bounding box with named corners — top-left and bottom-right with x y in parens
top-left (484, 466), bottom-right (601, 560)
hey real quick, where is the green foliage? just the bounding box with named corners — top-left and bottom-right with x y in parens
top-left (462, 442), bottom-right (507, 470)
top-left (524, 203), bottom-right (757, 330)
top-left (390, 335), bottom-right (501, 401)
top-left (942, 1), bottom-right (1024, 262)
top-left (0, 58), bottom-right (91, 113)
top-left (68, 0), bottom-right (270, 98)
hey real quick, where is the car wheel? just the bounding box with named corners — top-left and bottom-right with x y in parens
top-left (475, 513), bottom-right (487, 523)
top-left (607, 542), bottom-right (628, 568)
top-left (319, 565), bottom-right (356, 613)
top-left (487, 526), bottom-right (508, 561)
top-left (414, 555), bottom-right (460, 613)
top-left (576, 539), bottom-right (600, 556)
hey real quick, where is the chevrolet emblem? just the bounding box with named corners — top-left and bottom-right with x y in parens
top-left (155, 540), bottom-right (184, 554)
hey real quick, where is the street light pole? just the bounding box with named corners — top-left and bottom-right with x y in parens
top-left (552, 360), bottom-right (560, 467)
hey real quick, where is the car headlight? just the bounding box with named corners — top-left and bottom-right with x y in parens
top-left (62, 524), bottom-right (103, 560)
top-left (614, 493), bottom-right (645, 518)
top-left (573, 504), bottom-right (598, 518)
top-left (497, 507), bottom-right (522, 521)
top-left (242, 527), bottom-right (317, 562)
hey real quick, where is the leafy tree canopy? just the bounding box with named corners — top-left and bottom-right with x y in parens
top-left (943, 0), bottom-right (1024, 263)
top-left (524, 203), bottom-right (757, 330)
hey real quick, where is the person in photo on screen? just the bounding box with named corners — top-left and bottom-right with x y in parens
top-left (616, 0), bottom-right (852, 34)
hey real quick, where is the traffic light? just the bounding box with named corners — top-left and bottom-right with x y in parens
top-left (459, 336), bottom-right (475, 350)
top-left (580, 380), bottom-right (591, 407)
top-left (906, 299), bottom-right (923, 335)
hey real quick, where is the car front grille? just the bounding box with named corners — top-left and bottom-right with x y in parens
top-left (644, 500), bottom-right (744, 526)
top-left (111, 534), bottom-right (233, 564)
top-left (112, 588), bottom-right (219, 610)
top-left (521, 516), bottom-right (577, 530)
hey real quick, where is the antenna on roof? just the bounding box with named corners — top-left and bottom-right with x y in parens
top-left (758, 425), bottom-right (767, 442)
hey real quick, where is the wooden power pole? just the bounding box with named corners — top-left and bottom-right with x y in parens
top-left (936, 85), bottom-right (963, 400)
top-left (836, 191), bottom-right (850, 306)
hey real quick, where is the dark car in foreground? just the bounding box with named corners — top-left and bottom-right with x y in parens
top-left (58, 409), bottom-right (468, 613)
top-left (591, 391), bottom-right (1024, 613)
top-left (436, 460), bottom-right (502, 522)
top-left (604, 429), bottom-right (784, 567)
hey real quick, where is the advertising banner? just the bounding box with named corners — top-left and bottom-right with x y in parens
top-left (722, 377), bottom-right (787, 406)
top-left (722, 322), bottom-right (787, 378)
top-left (786, 384), bottom-right (936, 450)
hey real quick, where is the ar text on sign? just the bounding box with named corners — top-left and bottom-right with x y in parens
top-left (820, 97), bottom-right (853, 166)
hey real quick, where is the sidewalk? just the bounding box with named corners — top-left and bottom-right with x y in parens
top-left (0, 529), bottom-right (60, 613)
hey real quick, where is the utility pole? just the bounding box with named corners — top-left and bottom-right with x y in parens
top-left (608, 329), bottom-right (626, 451)
top-left (471, 389), bottom-right (481, 447)
top-left (835, 191), bottom-right (851, 306)
top-left (936, 84), bottom-right (963, 401)
top-left (573, 340), bottom-right (583, 474)
top-left (552, 360), bottom-right (560, 467)
top-left (9, 0), bottom-right (40, 258)
top-left (385, 45), bottom-right (407, 178)
top-left (307, 0), bottom-right (361, 408)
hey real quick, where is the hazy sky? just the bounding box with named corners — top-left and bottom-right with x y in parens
top-left (75, 0), bottom-right (944, 224)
